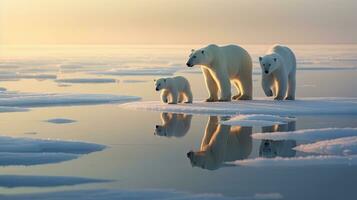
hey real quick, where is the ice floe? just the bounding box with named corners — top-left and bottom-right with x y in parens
top-left (56, 78), bottom-right (117, 84)
top-left (0, 90), bottom-right (140, 108)
top-left (294, 136), bottom-right (357, 155)
top-left (230, 155), bottom-right (357, 167)
top-left (0, 175), bottom-right (110, 188)
top-left (45, 118), bottom-right (77, 124)
top-left (0, 135), bottom-right (105, 166)
top-left (220, 114), bottom-right (295, 127)
top-left (121, 98), bottom-right (357, 115)
top-left (252, 128), bottom-right (357, 141)
top-left (0, 189), bottom-right (282, 200)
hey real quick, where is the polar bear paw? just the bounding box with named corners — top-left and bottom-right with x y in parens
top-left (205, 97), bottom-right (217, 102)
top-left (285, 96), bottom-right (295, 100)
top-left (274, 96), bottom-right (284, 101)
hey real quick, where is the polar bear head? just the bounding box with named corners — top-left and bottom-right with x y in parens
top-left (186, 47), bottom-right (213, 67)
top-left (154, 78), bottom-right (169, 91)
top-left (259, 55), bottom-right (280, 75)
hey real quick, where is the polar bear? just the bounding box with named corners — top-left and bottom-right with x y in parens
top-left (186, 44), bottom-right (253, 101)
top-left (259, 44), bottom-right (296, 100)
top-left (259, 121), bottom-right (297, 158)
top-left (154, 76), bottom-right (193, 104)
top-left (186, 116), bottom-right (252, 170)
top-left (154, 112), bottom-right (192, 138)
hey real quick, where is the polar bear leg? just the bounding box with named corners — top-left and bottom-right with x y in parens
top-left (262, 75), bottom-right (274, 97)
top-left (160, 90), bottom-right (170, 103)
top-left (183, 88), bottom-right (193, 104)
top-left (275, 75), bottom-right (287, 100)
top-left (286, 73), bottom-right (296, 100)
top-left (234, 77), bottom-right (252, 100)
top-left (168, 88), bottom-right (178, 104)
top-left (211, 69), bottom-right (231, 101)
top-left (202, 68), bottom-right (219, 102)
top-left (232, 81), bottom-right (241, 100)
top-left (201, 116), bottom-right (219, 150)
top-left (178, 93), bottom-right (185, 103)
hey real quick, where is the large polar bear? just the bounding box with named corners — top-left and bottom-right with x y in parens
top-left (154, 76), bottom-right (193, 104)
top-left (186, 44), bottom-right (253, 101)
top-left (259, 44), bottom-right (296, 100)
top-left (154, 113), bottom-right (192, 138)
top-left (186, 116), bottom-right (252, 170)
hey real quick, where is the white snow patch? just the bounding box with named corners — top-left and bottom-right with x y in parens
top-left (230, 155), bottom-right (357, 167)
top-left (252, 128), bottom-right (357, 141)
top-left (221, 114), bottom-right (295, 127)
top-left (121, 98), bottom-right (357, 115)
top-left (294, 136), bottom-right (357, 155)
top-left (0, 91), bottom-right (140, 108)
top-left (0, 135), bottom-right (105, 166)
top-left (0, 175), bottom-right (110, 188)
top-left (45, 118), bottom-right (76, 124)
top-left (56, 78), bottom-right (116, 84)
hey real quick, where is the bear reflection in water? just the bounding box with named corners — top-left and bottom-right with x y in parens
top-left (259, 121), bottom-right (297, 158)
top-left (187, 116), bottom-right (252, 170)
top-left (154, 112), bottom-right (192, 138)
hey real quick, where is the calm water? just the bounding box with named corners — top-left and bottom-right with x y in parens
top-left (0, 45), bottom-right (357, 199)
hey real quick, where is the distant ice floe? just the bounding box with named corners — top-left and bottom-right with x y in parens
top-left (121, 98), bottom-right (357, 115)
top-left (45, 118), bottom-right (77, 124)
top-left (0, 175), bottom-right (110, 188)
top-left (252, 128), bottom-right (357, 141)
top-left (294, 136), bottom-right (357, 155)
top-left (220, 114), bottom-right (295, 127)
top-left (55, 78), bottom-right (117, 84)
top-left (91, 66), bottom-right (181, 76)
top-left (121, 79), bottom-right (148, 83)
top-left (0, 72), bottom-right (57, 81)
top-left (0, 135), bottom-right (105, 166)
top-left (0, 189), bottom-right (283, 200)
top-left (0, 90), bottom-right (140, 108)
top-left (230, 155), bottom-right (357, 167)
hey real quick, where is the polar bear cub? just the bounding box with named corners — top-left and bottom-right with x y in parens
top-left (155, 76), bottom-right (193, 104)
top-left (259, 44), bottom-right (296, 100)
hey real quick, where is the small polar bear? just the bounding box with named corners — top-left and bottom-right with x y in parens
top-left (186, 44), bottom-right (253, 102)
top-left (154, 113), bottom-right (192, 138)
top-left (259, 44), bottom-right (296, 100)
top-left (154, 76), bottom-right (193, 104)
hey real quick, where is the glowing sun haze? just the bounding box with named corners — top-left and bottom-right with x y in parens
top-left (1, 0), bottom-right (356, 45)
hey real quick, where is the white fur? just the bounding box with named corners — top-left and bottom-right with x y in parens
top-left (155, 76), bottom-right (193, 104)
top-left (155, 113), bottom-right (192, 138)
top-left (259, 44), bottom-right (297, 100)
top-left (186, 44), bottom-right (253, 102)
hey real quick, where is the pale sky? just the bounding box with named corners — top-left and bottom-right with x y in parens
top-left (0, 0), bottom-right (356, 45)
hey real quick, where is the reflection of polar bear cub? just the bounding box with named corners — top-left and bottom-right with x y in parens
top-left (259, 44), bottom-right (296, 100)
top-left (155, 113), bottom-right (192, 138)
top-left (154, 76), bottom-right (193, 104)
top-left (186, 44), bottom-right (253, 102)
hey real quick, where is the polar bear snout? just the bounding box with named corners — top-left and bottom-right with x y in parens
top-left (155, 87), bottom-right (160, 91)
top-left (186, 62), bottom-right (193, 67)
top-left (187, 151), bottom-right (194, 158)
top-left (264, 70), bottom-right (269, 74)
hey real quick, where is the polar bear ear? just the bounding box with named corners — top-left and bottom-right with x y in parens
top-left (154, 79), bottom-right (156, 82)
top-left (273, 58), bottom-right (277, 62)
top-left (259, 57), bottom-right (262, 62)
top-left (191, 49), bottom-right (195, 53)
